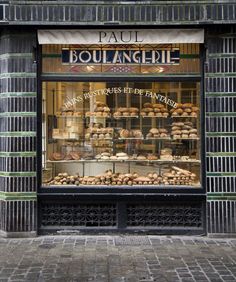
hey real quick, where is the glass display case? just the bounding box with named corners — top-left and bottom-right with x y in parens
top-left (42, 81), bottom-right (201, 188)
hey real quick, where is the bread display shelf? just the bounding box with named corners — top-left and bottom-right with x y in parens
top-left (47, 159), bottom-right (200, 164)
top-left (172, 137), bottom-right (200, 140)
top-left (56, 115), bottom-right (83, 118)
top-left (171, 116), bottom-right (197, 119)
top-left (118, 137), bottom-right (144, 140)
top-left (113, 116), bottom-right (139, 119)
top-left (52, 138), bottom-right (81, 141)
top-left (90, 138), bottom-right (113, 141)
top-left (141, 116), bottom-right (168, 118)
top-left (146, 137), bottom-right (171, 140)
top-left (46, 184), bottom-right (201, 188)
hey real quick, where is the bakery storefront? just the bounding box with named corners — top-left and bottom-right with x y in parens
top-left (38, 29), bottom-right (206, 234)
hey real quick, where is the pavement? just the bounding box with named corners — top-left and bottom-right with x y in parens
top-left (0, 235), bottom-right (236, 282)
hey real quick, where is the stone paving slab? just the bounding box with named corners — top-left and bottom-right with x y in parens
top-left (0, 236), bottom-right (236, 281)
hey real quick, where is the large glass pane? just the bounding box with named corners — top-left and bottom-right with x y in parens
top-left (42, 81), bottom-right (201, 188)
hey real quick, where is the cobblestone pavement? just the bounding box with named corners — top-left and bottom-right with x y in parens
top-left (0, 236), bottom-right (236, 282)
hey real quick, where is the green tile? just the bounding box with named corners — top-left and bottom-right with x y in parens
top-left (0, 192), bottom-right (37, 201)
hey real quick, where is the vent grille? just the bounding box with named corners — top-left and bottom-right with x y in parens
top-left (127, 204), bottom-right (203, 228)
top-left (41, 204), bottom-right (117, 227)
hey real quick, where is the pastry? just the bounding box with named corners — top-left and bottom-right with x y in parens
top-left (129, 107), bottom-right (139, 112)
top-left (147, 154), bottom-right (158, 160)
top-left (119, 129), bottom-right (130, 138)
top-left (189, 133), bottom-right (198, 138)
top-left (190, 112), bottom-right (197, 117)
top-left (110, 156), bottom-right (117, 160)
top-left (150, 128), bottom-right (159, 135)
top-left (50, 152), bottom-right (65, 161)
top-left (114, 112), bottom-right (121, 118)
top-left (153, 103), bottom-right (164, 108)
top-left (189, 129), bottom-right (198, 134)
top-left (159, 128), bottom-right (168, 133)
top-left (181, 134), bottom-right (189, 138)
top-left (132, 130), bottom-right (142, 138)
top-left (192, 107), bottom-right (199, 112)
top-left (70, 152), bottom-right (81, 160)
top-left (137, 155), bottom-right (146, 160)
top-left (182, 103), bottom-right (193, 108)
top-left (118, 107), bottom-right (128, 112)
top-left (173, 134), bottom-right (181, 139)
top-left (143, 103), bottom-right (153, 108)
top-left (184, 108), bottom-right (192, 113)
top-left (116, 152), bottom-right (128, 157)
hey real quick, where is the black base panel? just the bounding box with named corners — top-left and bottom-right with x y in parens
top-left (38, 194), bottom-right (206, 235)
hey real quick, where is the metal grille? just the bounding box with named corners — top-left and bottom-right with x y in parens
top-left (127, 204), bottom-right (203, 228)
top-left (208, 201), bottom-right (236, 234)
top-left (41, 204), bottom-right (117, 227)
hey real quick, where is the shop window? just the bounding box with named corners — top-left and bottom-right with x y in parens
top-left (42, 81), bottom-right (201, 188)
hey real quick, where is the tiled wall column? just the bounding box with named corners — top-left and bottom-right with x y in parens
top-left (206, 26), bottom-right (236, 234)
top-left (0, 30), bottom-right (37, 237)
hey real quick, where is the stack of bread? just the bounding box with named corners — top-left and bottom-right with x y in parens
top-left (78, 170), bottom-right (161, 186)
top-left (140, 103), bottom-right (169, 117)
top-left (171, 122), bottom-right (198, 139)
top-left (146, 128), bottom-right (169, 139)
top-left (113, 107), bottom-right (139, 118)
top-left (48, 167), bottom-right (197, 186)
top-left (119, 129), bottom-right (143, 138)
top-left (160, 148), bottom-right (173, 160)
top-left (48, 173), bottom-right (80, 185)
top-left (49, 151), bottom-right (81, 161)
top-left (170, 103), bottom-right (199, 117)
top-left (162, 166), bottom-right (197, 185)
top-left (90, 127), bottom-right (113, 139)
top-left (95, 152), bottom-right (129, 160)
top-left (86, 102), bottom-right (111, 117)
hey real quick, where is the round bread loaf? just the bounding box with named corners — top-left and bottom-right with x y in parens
top-left (129, 107), bottom-right (139, 112)
top-left (189, 129), bottom-right (198, 134)
top-left (119, 129), bottom-right (129, 138)
top-left (116, 152), bottom-right (128, 157)
top-left (143, 103), bottom-right (153, 108)
top-left (153, 103), bottom-right (164, 108)
top-left (182, 103), bottom-right (193, 108)
top-left (181, 134), bottom-right (189, 138)
top-left (192, 106), bottom-right (199, 112)
top-left (159, 128), bottom-right (168, 133)
top-left (150, 128), bottom-right (159, 134)
top-left (184, 108), bottom-right (192, 113)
